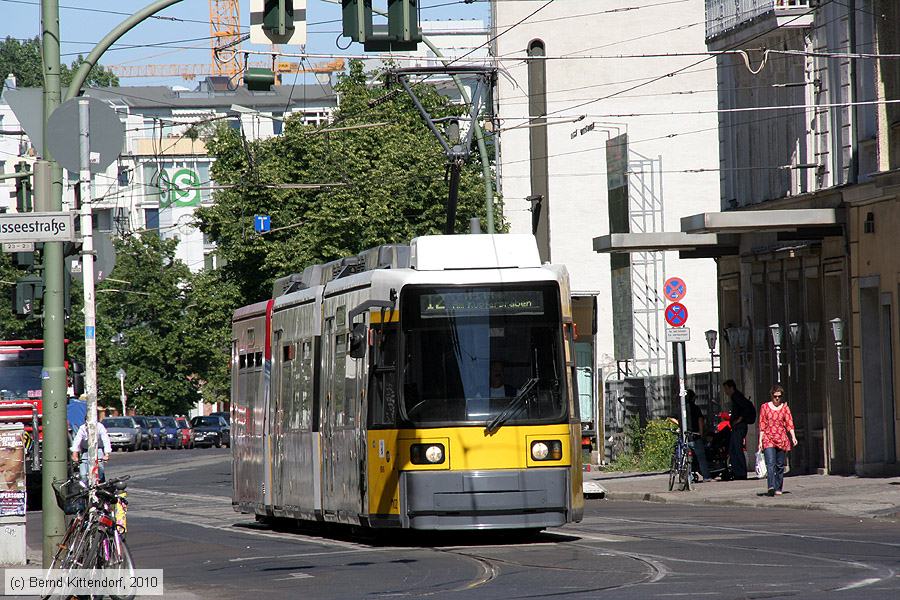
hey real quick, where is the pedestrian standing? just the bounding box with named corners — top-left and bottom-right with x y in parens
top-left (758, 384), bottom-right (798, 496)
top-left (685, 390), bottom-right (711, 482)
top-left (722, 379), bottom-right (755, 480)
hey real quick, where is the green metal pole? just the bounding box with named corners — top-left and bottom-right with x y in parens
top-left (65, 0), bottom-right (185, 100)
top-left (39, 0), bottom-right (66, 569)
top-left (39, 0), bottom-right (183, 567)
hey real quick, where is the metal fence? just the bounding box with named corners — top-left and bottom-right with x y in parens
top-left (705, 0), bottom-right (811, 40)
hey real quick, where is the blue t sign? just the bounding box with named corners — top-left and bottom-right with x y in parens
top-left (254, 215), bottom-right (271, 233)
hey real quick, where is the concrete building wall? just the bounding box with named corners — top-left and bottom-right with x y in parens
top-left (494, 1), bottom-right (721, 373)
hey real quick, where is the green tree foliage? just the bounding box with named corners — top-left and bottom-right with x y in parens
top-left (197, 59), bottom-right (498, 302)
top-left (66, 233), bottom-right (199, 415)
top-left (0, 253), bottom-right (42, 340)
top-left (0, 36), bottom-right (119, 88)
top-left (189, 60), bottom-right (498, 404)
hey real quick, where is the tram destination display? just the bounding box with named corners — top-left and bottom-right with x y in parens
top-left (419, 290), bottom-right (545, 318)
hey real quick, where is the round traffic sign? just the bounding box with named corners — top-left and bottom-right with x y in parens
top-left (663, 277), bottom-right (687, 302)
top-left (665, 302), bottom-right (689, 327)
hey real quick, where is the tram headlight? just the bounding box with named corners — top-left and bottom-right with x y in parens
top-left (410, 443), bottom-right (445, 465)
top-left (531, 440), bottom-right (563, 461)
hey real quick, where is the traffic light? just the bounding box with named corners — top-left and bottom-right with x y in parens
top-left (251, 0), bottom-right (305, 45)
top-left (341, 0), bottom-right (421, 51)
top-left (245, 67), bottom-right (276, 91)
top-left (14, 274), bottom-right (43, 317)
top-left (14, 162), bottom-right (32, 212)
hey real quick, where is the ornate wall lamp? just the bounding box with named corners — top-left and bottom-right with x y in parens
top-left (788, 322), bottom-right (802, 377)
top-left (830, 317), bottom-right (848, 381)
top-left (769, 323), bottom-right (783, 383)
top-left (806, 321), bottom-right (820, 380)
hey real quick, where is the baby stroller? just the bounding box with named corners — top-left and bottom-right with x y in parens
top-left (705, 411), bottom-right (734, 480)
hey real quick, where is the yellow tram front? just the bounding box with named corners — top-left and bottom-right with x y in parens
top-left (365, 281), bottom-right (584, 530)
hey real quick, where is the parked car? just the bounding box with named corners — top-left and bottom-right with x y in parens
top-left (209, 410), bottom-right (230, 424)
top-left (175, 417), bottom-right (193, 449)
top-left (132, 415), bottom-right (161, 450)
top-left (156, 416), bottom-right (183, 449)
top-left (102, 416), bottom-right (142, 452)
top-left (190, 416), bottom-right (230, 448)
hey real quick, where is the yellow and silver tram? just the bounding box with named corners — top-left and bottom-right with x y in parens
top-left (231, 234), bottom-right (583, 530)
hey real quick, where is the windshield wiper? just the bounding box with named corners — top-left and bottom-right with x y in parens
top-left (485, 377), bottom-right (538, 435)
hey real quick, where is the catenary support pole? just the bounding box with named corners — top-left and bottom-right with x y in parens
top-left (39, 0), bottom-right (67, 568)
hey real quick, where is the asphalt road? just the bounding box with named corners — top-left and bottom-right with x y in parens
top-left (26, 448), bottom-right (900, 599)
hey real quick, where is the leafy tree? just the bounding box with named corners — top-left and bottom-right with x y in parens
top-left (66, 233), bottom-right (198, 415)
top-left (0, 253), bottom-right (42, 340)
top-left (0, 36), bottom-right (119, 88)
top-left (197, 59), bottom-right (498, 302)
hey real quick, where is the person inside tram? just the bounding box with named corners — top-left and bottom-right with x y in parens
top-left (489, 361), bottom-right (517, 399)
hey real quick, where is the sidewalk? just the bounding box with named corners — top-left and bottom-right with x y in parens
top-left (583, 467), bottom-right (900, 520)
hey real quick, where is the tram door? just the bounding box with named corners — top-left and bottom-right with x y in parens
top-left (321, 316), bottom-right (337, 514)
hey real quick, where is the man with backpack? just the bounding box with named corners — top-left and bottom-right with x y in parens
top-left (722, 379), bottom-right (756, 480)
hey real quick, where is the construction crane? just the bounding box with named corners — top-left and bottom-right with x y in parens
top-left (108, 1), bottom-right (344, 83)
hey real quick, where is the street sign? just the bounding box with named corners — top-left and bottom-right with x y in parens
top-left (65, 230), bottom-right (116, 283)
top-left (254, 215), bottom-right (271, 233)
top-left (46, 97), bottom-right (124, 174)
top-left (665, 302), bottom-right (689, 327)
top-left (2, 242), bottom-right (35, 253)
top-left (663, 276), bottom-right (687, 302)
top-left (666, 327), bottom-right (691, 343)
top-left (0, 212), bottom-right (75, 242)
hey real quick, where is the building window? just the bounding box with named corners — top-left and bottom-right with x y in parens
top-left (95, 208), bottom-right (113, 232)
top-left (145, 208), bottom-right (159, 232)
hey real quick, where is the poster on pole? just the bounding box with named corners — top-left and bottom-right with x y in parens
top-left (0, 425), bottom-right (26, 517)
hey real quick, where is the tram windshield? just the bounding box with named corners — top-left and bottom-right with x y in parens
top-left (400, 283), bottom-right (567, 427)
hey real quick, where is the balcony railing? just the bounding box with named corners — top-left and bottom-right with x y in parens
top-left (706, 0), bottom-right (812, 41)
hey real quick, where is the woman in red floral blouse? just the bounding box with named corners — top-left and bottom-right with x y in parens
top-left (757, 384), bottom-right (799, 496)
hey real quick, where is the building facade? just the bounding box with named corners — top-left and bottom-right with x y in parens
top-left (0, 79), bottom-right (336, 272)
top-left (704, 0), bottom-right (899, 475)
top-left (492, 1), bottom-right (723, 431)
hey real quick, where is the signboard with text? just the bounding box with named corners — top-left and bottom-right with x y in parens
top-left (0, 212), bottom-right (75, 243)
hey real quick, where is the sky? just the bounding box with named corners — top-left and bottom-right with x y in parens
top-left (1, 0), bottom-right (490, 87)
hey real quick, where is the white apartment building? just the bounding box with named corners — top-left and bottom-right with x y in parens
top-left (0, 78), bottom-right (336, 272)
top-left (492, 0), bottom-right (722, 393)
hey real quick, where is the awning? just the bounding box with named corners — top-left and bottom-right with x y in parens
top-left (593, 232), bottom-right (738, 259)
top-left (681, 208), bottom-right (841, 234)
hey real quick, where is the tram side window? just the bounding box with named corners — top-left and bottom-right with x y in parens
top-left (239, 354), bottom-right (247, 369)
top-left (345, 346), bottom-right (358, 429)
top-left (333, 332), bottom-right (347, 427)
top-left (281, 343), bottom-right (294, 429)
top-left (369, 327), bottom-right (398, 428)
top-left (299, 340), bottom-right (313, 429)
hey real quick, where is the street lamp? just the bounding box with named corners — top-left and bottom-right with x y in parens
top-left (788, 322), bottom-right (802, 376)
top-left (770, 323), bottom-right (783, 383)
top-left (830, 317), bottom-right (845, 381)
top-left (704, 329), bottom-right (718, 412)
top-left (116, 368), bottom-right (126, 416)
top-left (807, 321), bottom-right (820, 380)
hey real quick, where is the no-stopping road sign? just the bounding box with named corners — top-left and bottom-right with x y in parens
top-left (665, 302), bottom-right (689, 327)
top-left (663, 277), bottom-right (687, 302)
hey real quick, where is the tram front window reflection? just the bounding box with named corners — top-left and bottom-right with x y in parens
top-left (400, 284), bottom-right (567, 426)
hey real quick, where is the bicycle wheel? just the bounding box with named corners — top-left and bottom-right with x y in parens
top-left (679, 446), bottom-right (692, 492)
top-left (107, 534), bottom-right (136, 600)
top-left (668, 448), bottom-right (677, 491)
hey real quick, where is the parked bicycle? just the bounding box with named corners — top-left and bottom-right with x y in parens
top-left (44, 469), bottom-right (133, 600)
top-left (668, 431), bottom-right (693, 492)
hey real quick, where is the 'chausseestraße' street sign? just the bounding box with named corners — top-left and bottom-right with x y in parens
top-left (0, 212), bottom-right (76, 242)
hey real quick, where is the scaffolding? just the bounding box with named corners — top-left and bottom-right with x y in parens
top-left (627, 150), bottom-right (667, 381)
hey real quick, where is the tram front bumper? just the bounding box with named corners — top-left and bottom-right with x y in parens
top-left (399, 468), bottom-right (570, 530)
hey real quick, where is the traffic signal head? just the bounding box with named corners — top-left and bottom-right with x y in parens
top-left (14, 274), bottom-right (43, 317)
top-left (341, 0), bottom-right (421, 51)
top-left (245, 67), bottom-right (276, 92)
top-left (251, 0), bottom-right (306, 46)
